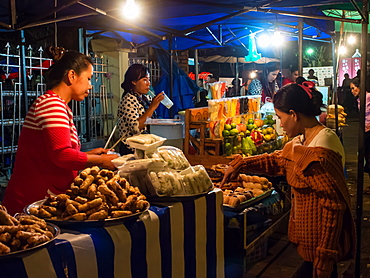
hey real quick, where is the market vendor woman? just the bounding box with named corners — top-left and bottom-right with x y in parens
top-left (2, 51), bottom-right (118, 215)
top-left (117, 64), bottom-right (164, 155)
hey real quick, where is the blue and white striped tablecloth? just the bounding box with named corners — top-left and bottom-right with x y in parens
top-left (0, 189), bottom-right (224, 278)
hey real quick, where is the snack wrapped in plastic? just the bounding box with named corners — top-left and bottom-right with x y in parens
top-left (156, 146), bottom-right (190, 170)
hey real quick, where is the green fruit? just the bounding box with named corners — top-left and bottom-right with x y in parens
top-left (232, 146), bottom-right (239, 154)
top-left (230, 123), bottom-right (237, 129)
top-left (267, 119), bottom-right (275, 125)
top-left (263, 119), bottom-right (269, 125)
top-left (266, 114), bottom-right (273, 120)
top-left (225, 143), bottom-right (232, 150)
top-left (224, 124), bottom-right (231, 130)
top-left (222, 130), bottom-right (230, 137)
top-left (247, 124), bottom-right (254, 131)
top-left (230, 129), bottom-right (239, 136)
top-left (248, 118), bottom-right (254, 124)
top-left (245, 130), bottom-right (251, 136)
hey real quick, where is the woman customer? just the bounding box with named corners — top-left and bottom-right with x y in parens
top-left (2, 51), bottom-right (118, 215)
top-left (248, 62), bottom-right (280, 104)
top-left (117, 64), bottom-right (164, 155)
top-left (222, 82), bottom-right (355, 278)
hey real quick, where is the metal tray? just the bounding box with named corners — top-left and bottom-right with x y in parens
top-left (146, 191), bottom-right (209, 204)
top-left (223, 189), bottom-right (274, 212)
top-left (0, 223), bottom-right (60, 260)
top-left (24, 200), bottom-right (150, 229)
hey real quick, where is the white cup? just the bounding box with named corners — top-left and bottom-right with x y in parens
top-left (147, 90), bottom-right (173, 109)
top-left (161, 91), bottom-right (174, 109)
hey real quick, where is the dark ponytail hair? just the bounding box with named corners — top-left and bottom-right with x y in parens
top-left (46, 51), bottom-right (93, 90)
top-left (121, 64), bottom-right (149, 96)
top-left (273, 82), bottom-right (324, 116)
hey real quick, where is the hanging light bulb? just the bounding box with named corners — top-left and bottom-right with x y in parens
top-left (347, 35), bottom-right (356, 44)
top-left (338, 45), bottom-right (347, 55)
top-left (273, 30), bottom-right (284, 46)
top-left (122, 0), bottom-right (139, 19)
top-left (249, 71), bottom-right (257, 79)
top-left (257, 34), bottom-right (271, 47)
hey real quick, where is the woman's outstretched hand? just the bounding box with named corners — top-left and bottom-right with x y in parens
top-left (220, 154), bottom-right (244, 185)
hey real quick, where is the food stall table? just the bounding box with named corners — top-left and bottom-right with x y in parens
top-left (0, 190), bottom-right (224, 278)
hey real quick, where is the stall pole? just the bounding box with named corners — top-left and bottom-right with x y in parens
top-left (235, 59), bottom-right (239, 93)
top-left (78, 28), bottom-right (91, 142)
top-left (195, 49), bottom-right (199, 87)
top-left (298, 20), bottom-right (303, 75)
top-left (20, 30), bottom-right (28, 113)
top-left (169, 36), bottom-right (174, 118)
top-left (331, 35), bottom-right (339, 135)
top-left (355, 1), bottom-right (368, 276)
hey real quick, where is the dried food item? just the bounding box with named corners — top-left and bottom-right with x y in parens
top-left (0, 208), bottom-right (55, 255)
top-left (205, 168), bottom-right (223, 182)
top-left (28, 167), bottom-right (149, 221)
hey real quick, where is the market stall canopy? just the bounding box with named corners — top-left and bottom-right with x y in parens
top-left (199, 55), bottom-right (279, 64)
top-left (0, 0), bottom-right (362, 51)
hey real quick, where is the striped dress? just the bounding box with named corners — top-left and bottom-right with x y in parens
top-left (2, 91), bottom-right (88, 214)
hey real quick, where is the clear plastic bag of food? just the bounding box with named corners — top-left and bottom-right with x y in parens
top-left (156, 146), bottom-right (190, 170)
top-left (147, 166), bottom-right (186, 197)
top-left (180, 165), bottom-right (214, 194)
top-left (117, 158), bottom-right (167, 172)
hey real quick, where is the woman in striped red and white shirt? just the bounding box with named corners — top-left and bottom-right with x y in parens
top-left (2, 51), bottom-right (118, 214)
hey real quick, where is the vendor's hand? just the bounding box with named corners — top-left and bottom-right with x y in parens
top-left (85, 148), bottom-right (110, 155)
top-left (220, 165), bottom-right (237, 186)
top-left (150, 91), bottom-right (165, 109)
top-left (220, 154), bottom-right (244, 186)
top-left (100, 154), bottom-right (119, 170)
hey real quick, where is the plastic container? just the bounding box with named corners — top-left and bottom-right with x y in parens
top-left (118, 169), bottom-right (154, 196)
top-left (180, 165), bottom-right (214, 194)
top-left (147, 166), bottom-right (186, 196)
top-left (156, 146), bottom-right (190, 170)
top-left (126, 134), bottom-right (166, 152)
top-left (116, 158), bottom-right (167, 172)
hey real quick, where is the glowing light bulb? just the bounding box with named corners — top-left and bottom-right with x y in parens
top-left (347, 35), bottom-right (356, 44)
top-left (338, 45), bottom-right (347, 55)
top-left (306, 48), bottom-right (314, 55)
top-left (273, 31), bottom-right (284, 46)
top-left (122, 0), bottom-right (139, 19)
top-left (258, 34), bottom-right (271, 47)
top-left (250, 71), bottom-right (257, 79)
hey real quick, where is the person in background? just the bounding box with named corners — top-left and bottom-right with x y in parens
top-left (282, 68), bottom-right (299, 86)
top-left (195, 89), bottom-right (208, 107)
top-left (248, 62), bottom-right (280, 104)
top-left (222, 82), bottom-right (355, 278)
top-left (341, 73), bottom-right (354, 110)
top-left (117, 64), bottom-right (164, 155)
top-left (307, 69), bottom-right (318, 81)
top-left (350, 77), bottom-right (370, 178)
top-left (2, 51), bottom-right (119, 215)
top-left (227, 78), bottom-right (241, 97)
